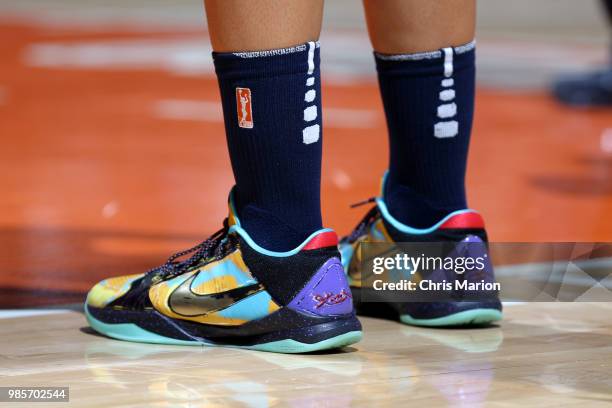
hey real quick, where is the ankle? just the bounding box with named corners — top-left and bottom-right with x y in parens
top-left (385, 180), bottom-right (467, 228)
top-left (238, 204), bottom-right (321, 251)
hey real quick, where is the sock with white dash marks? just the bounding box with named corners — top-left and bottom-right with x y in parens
top-left (213, 41), bottom-right (323, 251)
top-left (375, 41), bottom-right (477, 228)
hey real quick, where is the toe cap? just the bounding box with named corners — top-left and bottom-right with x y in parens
top-left (86, 273), bottom-right (143, 308)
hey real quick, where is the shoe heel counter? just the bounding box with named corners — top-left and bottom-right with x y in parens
top-left (462, 235), bottom-right (496, 282)
top-left (288, 257), bottom-right (355, 316)
top-left (458, 235), bottom-right (501, 302)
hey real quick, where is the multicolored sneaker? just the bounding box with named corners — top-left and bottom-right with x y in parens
top-left (85, 190), bottom-right (362, 353)
top-left (340, 175), bottom-right (502, 327)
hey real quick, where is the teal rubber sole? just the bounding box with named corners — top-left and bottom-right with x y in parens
top-left (85, 306), bottom-right (362, 354)
top-left (400, 309), bottom-right (503, 327)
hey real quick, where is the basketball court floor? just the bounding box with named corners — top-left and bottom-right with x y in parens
top-left (1, 0), bottom-right (611, 406)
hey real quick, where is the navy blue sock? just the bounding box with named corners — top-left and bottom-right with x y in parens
top-left (375, 42), bottom-right (476, 228)
top-left (213, 42), bottom-right (323, 251)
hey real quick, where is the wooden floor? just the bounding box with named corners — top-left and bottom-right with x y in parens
top-left (2, 304), bottom-right (612, 407)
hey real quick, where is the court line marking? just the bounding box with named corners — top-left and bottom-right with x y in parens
top-left (22, 33), bottom-right (608, 90)
top-left (0, 309), bottom-right (75, 319)
top-left (501, 301), bottom-right (527, 306)
top-left (154, 99), bottom-right (379, 129)
top-left (496, 257), bottom-right (612, 288)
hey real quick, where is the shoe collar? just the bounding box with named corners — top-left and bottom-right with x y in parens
top-left (227, 187), bottom-right (338, 257)
top-left (377, 171), bottom-right (485, 235)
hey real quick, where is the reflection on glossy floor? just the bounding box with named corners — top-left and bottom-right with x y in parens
top-left (2, 303), bottom-right (612, 407)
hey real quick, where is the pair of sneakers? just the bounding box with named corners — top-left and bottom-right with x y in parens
top-left (85, 180), bottom-right (502, 354)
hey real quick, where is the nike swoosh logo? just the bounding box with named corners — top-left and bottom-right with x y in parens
top-left (168, 273), bottom-right (264, 317)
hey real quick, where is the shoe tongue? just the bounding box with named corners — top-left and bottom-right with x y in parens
top-left (379, 171), bottom-right (388, 199)
top-left (227, 187), bottom-right (241, 228)
top-left (228, 203), bottom-right (239, 227)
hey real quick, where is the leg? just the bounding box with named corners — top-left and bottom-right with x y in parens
top-left (339, 0), bottom-right (501, 327)
top-left (551, 0), bottom-right (612, 106)
top-left (604, 0), bottom-right (612, 25)
top-left (205, 0), bottom-right (323, 52)
top-left (363, 0), bottom-right (477, 227)
top-left (85, 0), bottom-right (362, 353)
top-left (206, 0), bottom-right (325, 250)
top-left (363, 0), bottom-right (475, 54)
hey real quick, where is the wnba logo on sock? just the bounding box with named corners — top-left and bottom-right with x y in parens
top-left (236, 87), bottom-right (253, 129)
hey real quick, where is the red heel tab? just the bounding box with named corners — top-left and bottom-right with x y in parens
top-left (440, 212), bottom-right (485, 229)
top-left (303, 231), bottom-right (339, 250)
